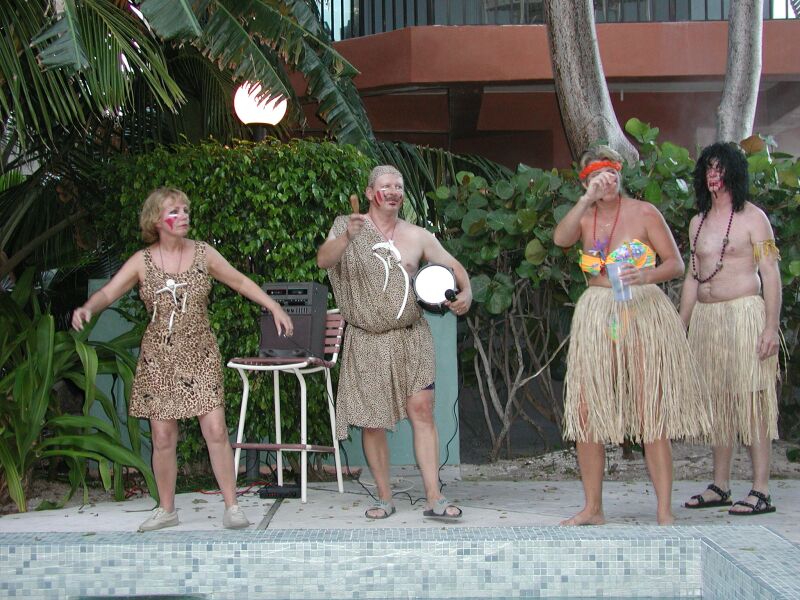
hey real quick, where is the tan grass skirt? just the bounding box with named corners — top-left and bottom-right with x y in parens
top-left (688, 296), bottom-right (779, 446)
top-left (563, 285), bottom-right (710, 445)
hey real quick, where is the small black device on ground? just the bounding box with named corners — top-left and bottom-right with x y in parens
top-left (258, 483), bottom-right (301, 499)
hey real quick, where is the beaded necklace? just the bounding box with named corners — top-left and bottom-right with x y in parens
top-left (591, 197), bottom-right (622, 273)
top-left (691, 207), bottom-right (734, 283)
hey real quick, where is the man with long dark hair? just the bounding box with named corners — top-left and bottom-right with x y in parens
top-left (681, 142), bottom-right (782, 516)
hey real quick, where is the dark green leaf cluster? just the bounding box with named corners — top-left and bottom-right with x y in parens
top-left (0, 270), bottom-right (157, 512)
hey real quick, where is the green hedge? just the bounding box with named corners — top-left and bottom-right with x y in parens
top-left (100, 138), bottom-right (374, 467)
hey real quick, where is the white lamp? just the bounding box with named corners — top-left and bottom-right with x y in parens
top-left (233, 82), bottom-right (288, 125)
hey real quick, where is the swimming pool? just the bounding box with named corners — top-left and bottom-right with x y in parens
top-left (1, 525), bottom-right (796, 598)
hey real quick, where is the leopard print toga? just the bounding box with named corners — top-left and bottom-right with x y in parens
top-left (128, 241), bottom-right (224, 420)
top-left (327, 216), bottom-right (436, 440)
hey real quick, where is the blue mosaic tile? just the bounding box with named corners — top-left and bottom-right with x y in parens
top-left (0, 526), bottom-right (796, 598)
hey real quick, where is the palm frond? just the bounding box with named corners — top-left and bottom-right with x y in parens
top-left (298, 40), bottom-right (375, 151)
top-left (31, 0), bottom-right (89, 70)
top-left (2, 0), bottom-right (184, 146)
top-left (138, 0), bottom-right (203, 38)
top-left (0, 1), bottom-right (86, 141)
top-left (78, 0), bottom-right (186, 112)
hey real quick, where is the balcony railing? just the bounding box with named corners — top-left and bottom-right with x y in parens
top-left (317, 0), bottom-right (798, 41)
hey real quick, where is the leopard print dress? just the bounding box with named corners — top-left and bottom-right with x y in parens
top-left (128, 241), bottom-right (224, 420)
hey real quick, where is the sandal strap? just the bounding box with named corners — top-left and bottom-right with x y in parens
top-left (747, 489), bottom-right (770, 503)
top-left (707, 484), bottom-right (731, 501)
top-left (372, 499), bottom-right (393, 511)
top-left (429, 497), bottom-right (461, 516)
top-left (731, 500), bottom-right (757, 511)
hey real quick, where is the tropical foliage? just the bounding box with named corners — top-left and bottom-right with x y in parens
top-left (1, 0), bottom-right (372, 149)
top-left (0, 0), bottom-right (376, 310)
top-left (0, 269), bottom-right (157, 512)
top-left (433, 119), bottom-right (800, 459)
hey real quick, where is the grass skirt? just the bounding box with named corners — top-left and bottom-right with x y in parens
top-left (563, 285), bottom-right (710, 445)
top-left (688, 296), bottom-right (779, 446)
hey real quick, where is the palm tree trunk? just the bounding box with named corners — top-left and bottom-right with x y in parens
top-left (717, 0), bottom-right (763, 142)
top-left (542, 0), bottom-right (638, 164)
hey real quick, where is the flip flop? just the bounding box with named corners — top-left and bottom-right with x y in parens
top-left (728, 490), bottom-right (776, 516)
top-left (684, 483), bottom-right (732, 509)
top-left (423, 497), bottom-right (462, 520)
top-left (365, 499), bottom-right (395, 520)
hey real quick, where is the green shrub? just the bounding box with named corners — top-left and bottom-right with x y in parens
top-left (434, 121), bottom-right (800, 457)
top-left (100, 138), bottom-right (373, 468)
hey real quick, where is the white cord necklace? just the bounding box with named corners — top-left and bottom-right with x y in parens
top-left (152, 242), bottom-right (188, 335)
top-left (370, 220), bottom-right (409, 319)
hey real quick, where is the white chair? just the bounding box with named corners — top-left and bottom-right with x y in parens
top-left (227, 309), bottom-right (344, 502)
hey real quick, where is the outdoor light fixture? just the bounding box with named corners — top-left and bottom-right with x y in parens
top-left (233, 82), bottom-right (288, 125)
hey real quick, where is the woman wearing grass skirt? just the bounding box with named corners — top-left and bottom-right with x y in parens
top-left (554, 146), bottom-right (710, 526)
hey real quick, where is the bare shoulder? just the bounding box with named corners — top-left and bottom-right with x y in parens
top-left (628, 197), bottom-right (664, 222)
top-left (126, 249), bottom-right (147, 268)
top-left (741, 202), bottom-right (773, 234)
top-left (400, 219), bottom-right (433, 240)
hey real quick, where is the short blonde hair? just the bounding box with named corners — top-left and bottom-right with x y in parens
top-left (367, 165), bottom-right (402, 188)
top-left (139, 187), bottom-right (190, 243)
top-left (579, 145), bottom-right (624, 171)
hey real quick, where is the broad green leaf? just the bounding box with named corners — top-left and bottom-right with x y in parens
top-left (517, 208), bottom-right (539, 231)
top-left (516, 261), bottom-right (538, 280)
top-left (467, 191), bottom-right (488, 209)
top-left (644, 180), bottom-right (662, 203)
top-left (486, 285), bottom-right (513, 315)
top-left (461, 209), bottom-right (488, 235)
top-left (470, 274), bottom-right (491, 302)
top-left (525, 239), bottom-right (546, 265)
top-left (479, 245), bottom-right (500, 261)
top-left (554, 203), bottom-right (572, 223)
top-left (494, 180), bottom-right (515, 200)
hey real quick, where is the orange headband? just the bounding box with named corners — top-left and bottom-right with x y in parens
top-left (579, 160), bottom-right (622, 180)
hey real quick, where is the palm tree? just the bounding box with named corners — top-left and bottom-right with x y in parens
top-left (0, 0), bottom-right (375, 281)
top-left (1, 0), bottom-right (373, 150)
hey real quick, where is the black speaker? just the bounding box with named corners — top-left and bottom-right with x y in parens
top-left (259, 282), bottom-right (328, 358)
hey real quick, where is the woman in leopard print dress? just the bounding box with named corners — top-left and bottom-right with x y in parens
top-left (72, 188), bottom-right (293, 532)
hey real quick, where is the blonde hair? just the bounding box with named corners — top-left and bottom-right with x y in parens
top-left (579, 145), bottom-right (624, 170)
top-left (367, 165), bottom-right (402, 188)
top-left (139, 187), bottom-right (190, 243)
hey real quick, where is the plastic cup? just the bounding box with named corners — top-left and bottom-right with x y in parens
top-left (606, 262), bottom-right (632, 302)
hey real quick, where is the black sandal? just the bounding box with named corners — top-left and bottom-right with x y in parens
top-left (729, 490), bottom-right (776, 516)
top-left (684, 484), bottom-right (732, 509)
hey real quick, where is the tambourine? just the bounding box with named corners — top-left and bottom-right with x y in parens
top-left (413, 264), bottom-right (458, 314)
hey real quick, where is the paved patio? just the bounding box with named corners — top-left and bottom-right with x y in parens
top-left (2, 467), bottom-right (799, 542)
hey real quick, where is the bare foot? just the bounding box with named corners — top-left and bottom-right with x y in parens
top-left (657, 511), bottom-right (675, 525)
top-left (560, 510), bottom-right (605, 526)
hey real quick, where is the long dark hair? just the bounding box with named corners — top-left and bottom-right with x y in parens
top-left (692, 142), bottom-right (749, 214)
